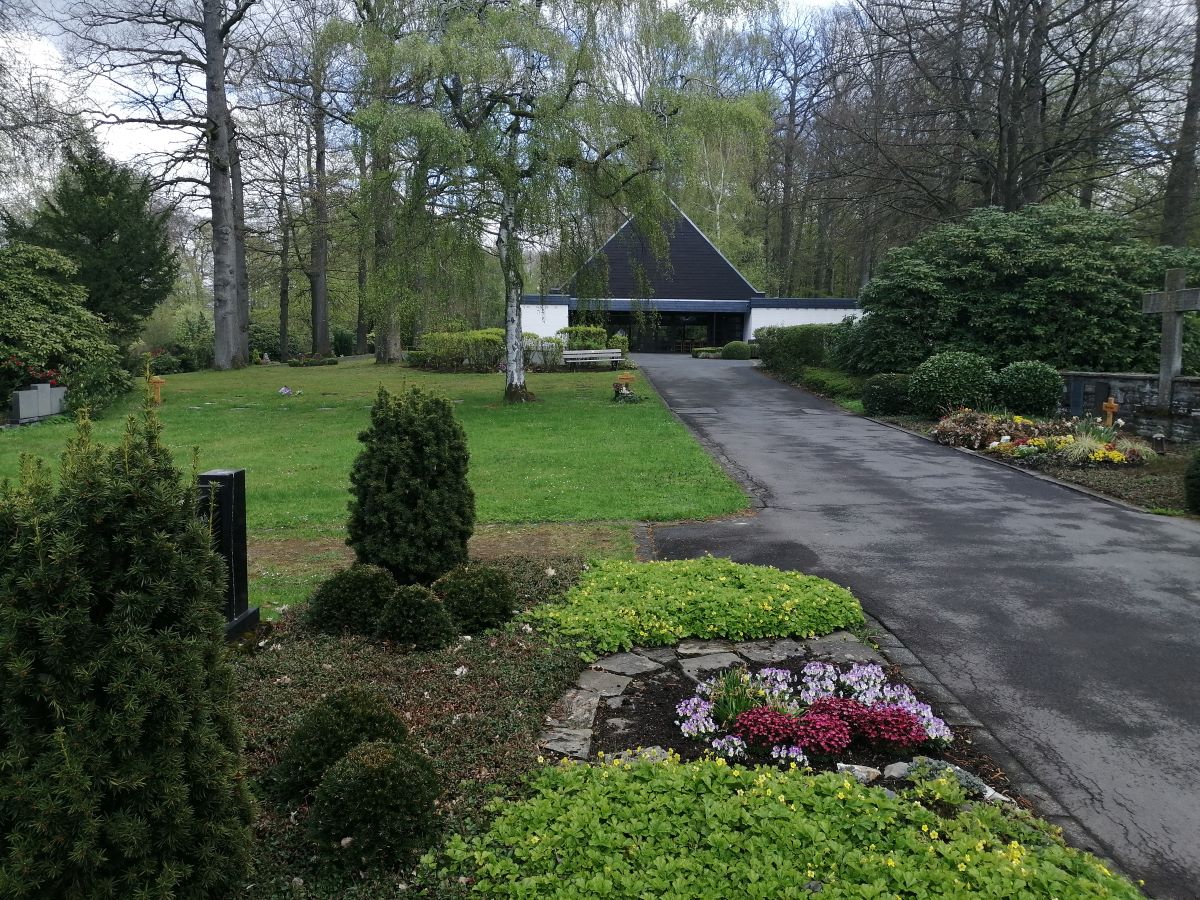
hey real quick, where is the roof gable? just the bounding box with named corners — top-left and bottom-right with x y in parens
top-left (568, 204), bottom-right (759, 301)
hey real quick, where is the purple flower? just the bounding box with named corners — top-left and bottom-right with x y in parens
top-left (710, 735), bottom-right (747, 760)
top-left (769, 744), bottom-right (808, 764)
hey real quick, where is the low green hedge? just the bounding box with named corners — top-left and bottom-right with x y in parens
top-left (522, 557), bottom-right (863, 654)
top-left (861, 373), bottom-right (913, 416)
top-left (799, 367), bottom-right (865, 401)
top-left (417, 329), bottom-right (505, 372)
top-left (721, 341), bottom-right (752, 360)
top-left (556, 326), bottom-right (606, 350)
top-left (755, 325), bottom-right (832, 377)
top-left (442, 758), bottom-right (1141, 898)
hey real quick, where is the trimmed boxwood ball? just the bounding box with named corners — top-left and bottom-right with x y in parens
top-left (908, 351), bottom-right (996, 415)
top-left (309, 740), bottom-right (441, 866)
top-left (270, 686), bottom-right (408, 800)
top-left (996, 360), bottom-right (1063, 415)
top-left (348, 386), bottom-right (475, 585)
top-left (861, 373), bottom-right (912, 416)
top-left (303, 563), bottom-right (397, 635)
top-left (434, 564), bottom-right (517, 634)
top-left (721, 340), bottom-right (752, 360)
top-left (376, 585), bottom-right (458, 650)
top-left (1186, 449), bottom-right (1200, 515)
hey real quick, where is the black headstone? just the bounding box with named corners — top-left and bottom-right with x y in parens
top-left (197, 469), bottom-right (259, 638)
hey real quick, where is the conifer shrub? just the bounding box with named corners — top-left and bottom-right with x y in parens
top-left (861, 373), bottom-right (913, 415)
top-left (721, 340), bottom-right (752, 360)
top-left (995, 360), bottom-right (1063, 415)
top-left (1186, 449), bottom-right (1200, 515)
top-left (303, 563), bottom-right (398, 635)
top-left (348, 386), bottom-right (475, 585)
top-left (434, 564), bottom-right (517, 634)
top-left (308, 740), bottom-right (441, 867)
top-left (908, 351), bottom-right (996, 415)
top-left (376, 585), bottom-right (458, 650)
top-left (270, 686), bottom-right (408, 801)
top-left (0, 406), bottom-right (252, 898)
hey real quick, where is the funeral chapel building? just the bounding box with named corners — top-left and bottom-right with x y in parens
top-left (521, 204), bottom-right (860, 352)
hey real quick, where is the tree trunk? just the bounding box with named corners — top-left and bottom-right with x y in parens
top-left (230, 122), bottom-right (250, 366)
top-left (309, 65), bottom-right (331, 355)
top-left (203, 0), bottom-right (239, 370)
top-left (1162, 0), bottom-right (1200, 247)
top-left (370, 145), bottom-right (401, 363)
top-left (355, 149), bottom-right (370, 355)
top-left (498, 181), bottom-right (533, 403)
top-left (277, 184), bottom-right (290, 361)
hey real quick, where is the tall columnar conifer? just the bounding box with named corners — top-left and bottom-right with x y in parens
top-left (347, 386), bottom-right (475, 584)
top-left (0, 403), bottom-right (253, 898)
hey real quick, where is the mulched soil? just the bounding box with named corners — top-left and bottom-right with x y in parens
top-left (592, 654), bottom-right (1029, 808)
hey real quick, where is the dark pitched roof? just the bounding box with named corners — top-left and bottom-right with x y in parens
top-left (567, 203), bottom-right (760, 300)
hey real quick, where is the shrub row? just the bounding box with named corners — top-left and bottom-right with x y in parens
top-left (410, 330), bottom-right (567, 372)
top-left (909, 354), bottom-right (1062, 416)
top-left (755, 324), bottom-right (832, 378)
top-left (798, 366), bottom-right (864, 401)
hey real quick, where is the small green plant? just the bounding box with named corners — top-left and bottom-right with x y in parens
top-left (348, 386), bottom-right (475, 585)
top-left (861, 373), bottom-right (912, 416)
top-left (909, 351), bottom-right (996, 415)
top-left (721, 340), bottom-right (752, 360)
top-left (1185, 448), bottom-right (1200, 514)
top-left (996, 361), bottom-right (1062, 415)
top-left (309, 739), bottom-right (441, 867)
top-left (800, 366), bottom-right (865, 401)
top-left (434, 564), bottom-right (517, 634)
top-left (708, 667), bottom-right (763, 725)
top-left (524, 557), bottom-right (863, 654)
top-left (376, 584), bottom-right (458, 650)
top-left (606, 334), bottom-right (630, 356)
top-left (303, 563), bottom-right (398, 635)
top-left (270, 686), bottom-right (408, 800)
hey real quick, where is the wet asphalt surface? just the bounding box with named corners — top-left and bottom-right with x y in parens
top-left (635, 354), bottom-right (1200, 899)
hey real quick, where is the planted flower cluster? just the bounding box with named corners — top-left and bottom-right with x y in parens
top-left (932, 409), bottom-right (1152, 467)
top-left (676, 663), bottom-right (951, 764)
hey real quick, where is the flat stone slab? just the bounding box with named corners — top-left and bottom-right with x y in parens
top-left (677, 639), bottom-right (735, 656)
top-left (546, 688), bottom-right (600, 730)
top-left (806, 631), bottom-right (886, 663)
top-left (577, 669), bottom-right (632, 697)
top-left (539, 727), bottom-right (591, 759)
top-left (680, 652), bottom-right (744, 680)
top-left (594, 652), bottom-right (663, 676)
top-left (735, 638), bottom-right (807, 662)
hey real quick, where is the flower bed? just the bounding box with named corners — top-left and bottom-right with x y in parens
top-left (522, 557), bottom-right (864, 655)
top-left (677, 663), bottom-right (950, 766)
top-left (932, 409), bottom-right (1152, 467)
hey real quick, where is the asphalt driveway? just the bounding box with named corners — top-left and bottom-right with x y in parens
top-left (636, 354), bottom-right (1200, 899)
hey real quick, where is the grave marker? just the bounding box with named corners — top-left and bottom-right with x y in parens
top-left (1142, 268), bottom-right (1200, 405)
top-left (197, 469), bottom-right (259, 638)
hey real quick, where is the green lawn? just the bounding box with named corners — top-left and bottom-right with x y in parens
top-left (1, 361), bottom-right (745, 611)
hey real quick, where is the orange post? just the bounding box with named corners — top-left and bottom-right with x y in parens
top-left (150, 376), bottom-right (166, 406)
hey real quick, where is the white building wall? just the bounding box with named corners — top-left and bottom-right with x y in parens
top-left (745, 307), bottom-right (861, 341)
top-left (520, 303), bottom-right (571, 338)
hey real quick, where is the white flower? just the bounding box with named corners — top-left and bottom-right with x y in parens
top-left (453, 665), bottom-right (468, 677)
top-left (999, 435), bottom-right (1011, 443)
top-left (520, 623), bottom-right (533, 633)
top-left (1116, 418), bottom-right (1125, 427)
top-left (545, 567), bottom-right (557, 577)
top-left (988, 441), bottom-right (999, 449)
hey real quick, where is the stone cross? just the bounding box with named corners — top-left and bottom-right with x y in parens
top-left (1102, 396), bottom-right (1119, 427)
top-left (1142, 268), bottom-right (1200, 405)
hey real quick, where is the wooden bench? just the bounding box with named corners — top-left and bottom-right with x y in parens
top-left (562, 348), bottom-right (623, 370)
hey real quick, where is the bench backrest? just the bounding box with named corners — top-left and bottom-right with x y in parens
top-left (562, 349), bottom-right (622, 359)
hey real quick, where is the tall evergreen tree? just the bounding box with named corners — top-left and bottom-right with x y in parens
top-left (0, 403), bottom-right (254, 898)
top-left (3, 142), bottom-right (179, 345)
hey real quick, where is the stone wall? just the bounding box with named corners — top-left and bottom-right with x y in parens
top-left (1059, 371), bottom-right (1200, 442)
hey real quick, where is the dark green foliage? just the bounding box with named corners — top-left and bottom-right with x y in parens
top-left (348, 387), bottom-right (475, 584)
top-left (0, 243), bottom-right (130, 411)
top-left (169, 313), bottom-right (214, 372)
top-left (0, 406), bottom-right (252, 898)
top-left (3, 142), bottom-right (178, 345)
top-left (828, 314), bottom-right (927, 376)
top-left (270, 687), bottom-right (408, 801)
top-left (1185, 450), bottom-right (1200, 515)
top-left (861, 374), bottom-right (913, 416)
top-left (799, 367), bottom-right (864, 401)
top-left (309, 740), bottom-right (440, 866)
top-left (376, 585), bottom-right (458, 650)
top-left (332, 327), bottom-right (356, 357)
top-left (434, 564), bottom-right (517, 634)
top-left (721, 340), bottom-right (752, 360)
top-left (847, 205), bottom-right (1200, 374)
top-left (606, 334), bottom-right (630, 355)
top-left (996, 361), bottom-right (1063, 415)
top-left (909, 352), bottom-right (996, 415)
top-left (248, 322), bottom-right (299, 361)
top-left (755, 325), bottom-right (832, 378)
top-left (303, 563), bottom-right (398, 636)
top-left (142, 350), bottom-right (181, 375)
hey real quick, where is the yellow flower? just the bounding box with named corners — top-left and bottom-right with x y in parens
top-left (958, 863), bottom-right (966, 871)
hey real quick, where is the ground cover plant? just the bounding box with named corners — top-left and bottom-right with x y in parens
top-left (523, 557), bottom-right (864, 654)
top-left (436, 757), bottom-right (1142, 898)
top-left (677, 662), bottom-right (950, 766)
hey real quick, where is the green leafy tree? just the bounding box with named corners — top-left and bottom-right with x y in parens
top-left (3, 142), bottom-right (179, 345)
top-left (844, 205), bottom-right (1200, 374)
top-left (347, 387), bottom-right (475, 584)
top-left (0, 404), bottom-right (253, 898)
top-left (0, 243), bottom-right (129, 411)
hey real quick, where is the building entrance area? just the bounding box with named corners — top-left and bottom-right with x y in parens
top-left (589, 311), bottom-right (745, 352)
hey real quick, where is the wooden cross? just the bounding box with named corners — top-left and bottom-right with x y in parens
top-left (1142, 268), bottom-right (1200, 405)
top-left (1102, 395), bottom-right (1119, 427)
